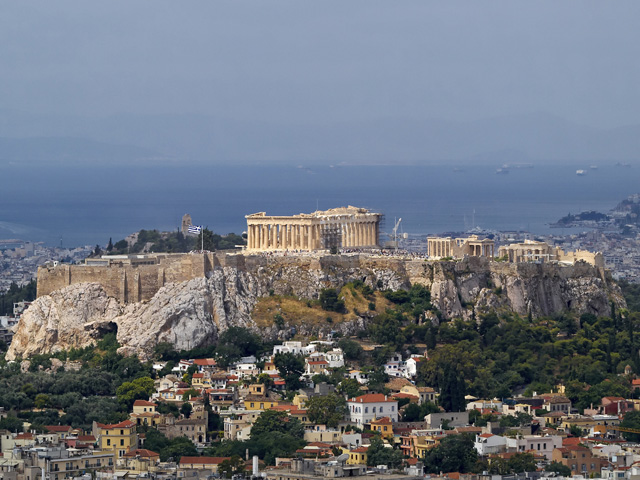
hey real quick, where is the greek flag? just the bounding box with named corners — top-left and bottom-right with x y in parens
top-left (188, 225), bottom-right (202, 234)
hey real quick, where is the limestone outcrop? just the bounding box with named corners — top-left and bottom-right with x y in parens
top-left (7, 255), bottom-right (625, 360)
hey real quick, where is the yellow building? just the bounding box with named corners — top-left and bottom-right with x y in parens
top-left (243, 384), bottom-right (279, 410)
top-left (120, 449), bottom-right (160, 473)
top-left (130, 400), bottom-right (162, 427)
top-left (370, 417), bottom-right (394, 438)
top-left (344, 446), bottom-right (368, 465)
top-left (93, 420), bottom-right (138, 459)
top-left (192, 373), bottom-right (212, 389)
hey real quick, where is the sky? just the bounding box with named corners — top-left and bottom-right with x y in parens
top-left (1, 1), bottom-right (640, 163)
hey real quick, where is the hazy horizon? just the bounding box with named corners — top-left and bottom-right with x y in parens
top-left (2, 2), bottom-right (640, 165)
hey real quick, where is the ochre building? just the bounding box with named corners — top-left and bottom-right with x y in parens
top-left (245, 206), bottom-right (381, 251)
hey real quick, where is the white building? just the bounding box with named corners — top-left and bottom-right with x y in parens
top-left (474, 433), bottom-right (507, 456)
top-left (273, 341), bottom-right (316, 356)
top-left (346, 394), bottom-right (398, 427)
top-left (505, 435), bottom-right (562, 460)
top-left (404, 356), bottom-right (426, 378)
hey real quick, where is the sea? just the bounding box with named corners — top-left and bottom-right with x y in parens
top-left (0, 163), bottom-right (636, 247)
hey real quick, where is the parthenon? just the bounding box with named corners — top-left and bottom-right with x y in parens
top-left (245, 206), bottom-right (382, 251)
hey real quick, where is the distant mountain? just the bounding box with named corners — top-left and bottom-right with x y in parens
top-left (0, 109), bottom-right (639, 165)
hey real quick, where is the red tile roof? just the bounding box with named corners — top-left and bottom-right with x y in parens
top-left (349, 393), bottom-right (396, 403)
top-left (96, 420), bottom-right (136, 429)
top-left (45, 425), bottom-right (72, 433)
top-left (124, 449), bottom-right (160, 458)
top-left (193, 359), bottom-right (216, 366)
top-left (133, 400), bottom-right (157, 407)
top-left (179, 456), bottom-right (230, 465)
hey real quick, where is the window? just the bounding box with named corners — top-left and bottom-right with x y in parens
top-left (120, 439), bottom-right (124, 446)
top-left (107, 439), bottom-right (111, 446)
top-left (365, 407), bottom-right (369, 413)
top-left (372, 407), bottom-right (376, 413)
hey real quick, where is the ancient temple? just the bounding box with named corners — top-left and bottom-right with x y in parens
top-left (245, 206), bottom-right (381, 251)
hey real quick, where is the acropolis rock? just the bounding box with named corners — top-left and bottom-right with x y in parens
top-left (7, 253), bottom-right (625, 360)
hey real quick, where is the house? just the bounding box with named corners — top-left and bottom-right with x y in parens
top-left (346, 394), bottom-right (398, 426)
top-left (416, 387), bottom-right (437, 404)
top-left (44, 425), bottom-right (73, 442)
top-left (425, 411), bottom-right (469, 429)
top-left (179, 456), bottom-right (231, 473)
top-left (552, 445), bottom-right (603, 476)
top-left (192, 373), bottom-right (212, 389)
top-left (370, 417), bottom-right (394, 438)
top-left (273, 341), bottom-right (316, 356)
top-left (305, 359), bottom-right (329, 376)
top-left (343, 446), bottom-right (368, 465)
top-left (323, 348), bottom-right (345, 368)
top-left (537, 394), bottom-right (571, 413)
top-left (207, 389), bottom-right (236, 412)
top-left (405, 356), bottom-right (426, 378)
top-left (243, 384), bottom-right (279, 411)
top-left (223, 413), bottom-right (255, 441)
top-left (93, 420), bottom-right (138, 458)
top-left (505, 434), bottom-right (562, 460)
top-left (162, 417), bottom-right (208, 444)
top-left (192, 358), bottom-right (217, 373)
top-left (296, 442), bottom-right (333, 458)
top-left (349, 370), bottom-right (369, 385)
top-left (120, 449), bottom-right (160, 473)
top-left (130, 400), bottom-right (162, 427)
top-left (474, 433), bottom-right (507, 456)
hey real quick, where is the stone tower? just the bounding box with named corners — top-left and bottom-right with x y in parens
top-left (181, 214), bottom-right (192, 235)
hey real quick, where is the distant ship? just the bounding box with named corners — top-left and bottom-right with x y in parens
top-left (576, 170), bottom-right (586, 176)
top-left (590, 165), bottom-right (598, 170)
top-left (496, 164), bottom-right (510, 174)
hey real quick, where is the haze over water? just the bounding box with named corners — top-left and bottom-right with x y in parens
top-left (0, 164), bottom-right (635, 247)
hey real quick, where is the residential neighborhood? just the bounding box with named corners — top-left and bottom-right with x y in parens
top-left (4, 332), bottom-right (640, 480)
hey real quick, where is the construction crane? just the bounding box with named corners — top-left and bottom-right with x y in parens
top-left (384, 217), bottom-right (404, 251)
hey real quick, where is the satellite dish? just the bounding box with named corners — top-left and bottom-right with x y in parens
top-left (336, 453), bottom-right (350, 463)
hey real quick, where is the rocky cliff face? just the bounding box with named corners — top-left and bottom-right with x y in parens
top-left (7, 255), bottom-right (625, 360)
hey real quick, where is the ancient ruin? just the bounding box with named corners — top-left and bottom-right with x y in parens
top-left (427, 235), bottom-right (495, 259)
top-left (245, 206), bottom-right (382, 251)
top-left (498, 240), bottom-right (604, 268)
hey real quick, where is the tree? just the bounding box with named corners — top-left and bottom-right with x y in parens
top-left (439, 365), bottom-right (466, 412)
top-left (107, 238), bottom-right (113, 252)
top-left (621, 411), bottom-right (640, 442)
top-left (219, 455), bottom-right (245, 478)
top-left (0, 415), bottom-right (23, 432)
top-left (306, 393), bottom-right (347, 428)
top-left (116, 377), bottom-right (155, 409)
top-left (338, 378), bottom-right (363, 398)
top-left (180, 402), bottom-right (193, 419)
top-left (423, 434), bottom-right (478, 474)
top-left (320, 288), bottom-right (345, 313)
top-left (274, 352), bottom-right (305, 391)
top-left (366, 436), bottom-right (404, 468)
top-left (251, 410), bottom-right (304, 439)
top-left (508, 452), bottom-right (537, 473)
top-left (546, 461), bottom-right (572, 477)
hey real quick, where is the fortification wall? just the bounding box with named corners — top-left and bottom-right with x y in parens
top-left (37, 252), bottom-right (611, 308)
top-left (37, 253), bottom-right (212, 302)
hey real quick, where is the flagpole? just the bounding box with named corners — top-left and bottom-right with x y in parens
top-left (202, 229), bottom-right (204, 252)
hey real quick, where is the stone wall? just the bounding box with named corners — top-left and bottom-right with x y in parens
top-left (37, 253), bottom-right (215, 302)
